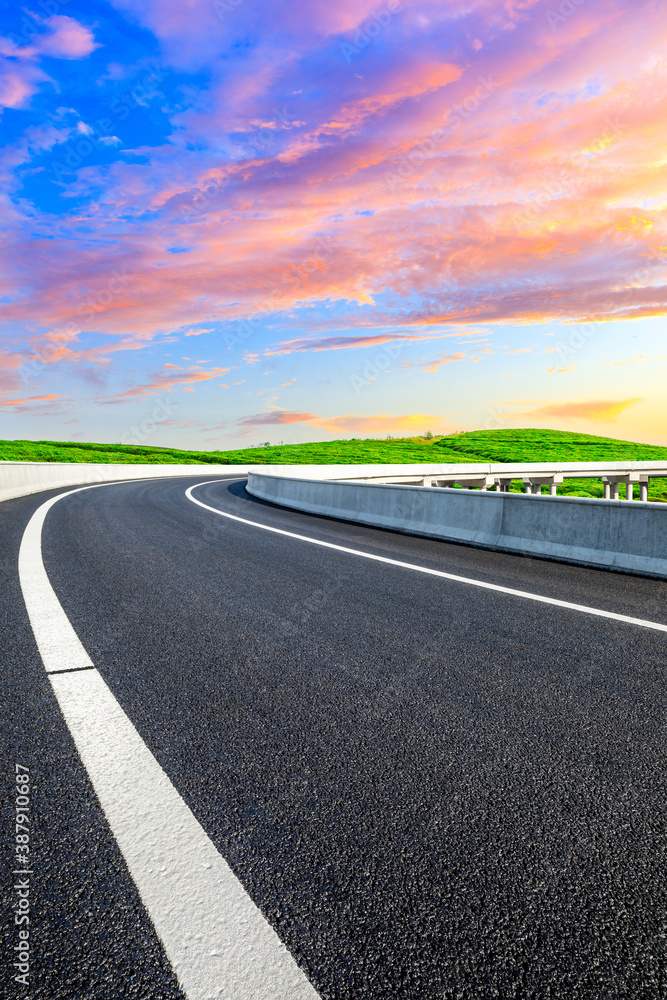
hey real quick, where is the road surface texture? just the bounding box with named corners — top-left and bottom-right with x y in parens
top-left (2, 475), bottom-right (665, 999)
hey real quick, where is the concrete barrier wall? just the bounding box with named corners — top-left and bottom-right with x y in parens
top-left (0, 461), bottom-right (455, 503)
top-left (247, 472), bottom-right (667, 578)
top-left (0, 462), bottom-right (252, 504)
top-left (0, 461), bottom-right (442, 503)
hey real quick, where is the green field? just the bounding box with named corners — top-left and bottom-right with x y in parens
top-left (2, 429), bottom-right (666, 500)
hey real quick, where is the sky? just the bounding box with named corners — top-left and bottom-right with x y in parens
top-left (1, 0), bottom-right (666, 450)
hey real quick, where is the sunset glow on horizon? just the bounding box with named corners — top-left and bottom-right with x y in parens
top-left (1, 0), bottom-right (666, 447)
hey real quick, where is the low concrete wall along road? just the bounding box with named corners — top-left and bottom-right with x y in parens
top-left (247, 471), bottom-right (667, 578)
top-left (0, 462), bottom-right (251, 504)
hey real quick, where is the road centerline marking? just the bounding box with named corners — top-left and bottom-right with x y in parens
top-left (18, 481), bottom-right (321, 1000)
top-left (186, 480), bottom-right (667, 634)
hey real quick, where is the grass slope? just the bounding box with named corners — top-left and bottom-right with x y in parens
top-left (0, 436), bottom-right (452, 465)
top-left (1, 429), bottom-right (666, 500)
top-left (436, 428), bottom-right (667, 463)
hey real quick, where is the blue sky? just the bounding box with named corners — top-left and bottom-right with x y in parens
top-left (1, 0), bottom-right (666, 448)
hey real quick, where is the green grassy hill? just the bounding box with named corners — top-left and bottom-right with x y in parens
top-left (0, 436), bottom-right (446, 466)
top-left (435, 428), bottom-right (667, 463)
top-left (1, 429), bottom-right (666, 500)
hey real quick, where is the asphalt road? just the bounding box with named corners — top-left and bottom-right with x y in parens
top-left (2, 475), bottom-right (666, 999)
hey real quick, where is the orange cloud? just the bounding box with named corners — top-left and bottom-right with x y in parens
top-left (422, 352), bottom-right (466, 372)
top-left (0, 393), bottom-right (59, 406)
top-left (510, 399), bottom-right (642, 422)
top-left (314, 413), bottom-right (450, 435)
top-left (597, 354), bottom-right (667, 367)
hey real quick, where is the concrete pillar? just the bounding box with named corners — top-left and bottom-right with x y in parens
top-left (524, 475), bottom-right (562, 496)
top-left (626, 483), bottom-right (633, 500)
top-left (611, 482), bottom-right (620, 500)
top-left (640, 482), bottom-right (648, 502)
top-left (604, 482), bottom-right (611, 500)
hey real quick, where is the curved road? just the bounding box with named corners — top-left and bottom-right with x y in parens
top-left (2, 475), bottom-right (666, 999)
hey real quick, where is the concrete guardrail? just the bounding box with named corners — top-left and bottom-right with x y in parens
top-left (335, 461), bottom-right (667, 502)
top-left (247, 471), bottom-right (667, 579)
top-left (0, 461), bottom-right (428, 503)
top-left (0, 461), bottom-right (251, 504)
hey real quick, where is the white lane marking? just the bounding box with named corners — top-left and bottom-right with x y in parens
top-left (18, 483), bottom-right (320, 1000)
top-left (186, 481), bottom-right (667, 634)
top-left (18, 491), bottom-right (94, 672)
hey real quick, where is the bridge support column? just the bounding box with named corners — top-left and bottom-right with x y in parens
top-left (523, 475), bottom-right (564, 497)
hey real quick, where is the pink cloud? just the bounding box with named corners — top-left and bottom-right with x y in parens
top-left (0, 61), bottom-right (49, 109)
top-left (97, 363), bottom-right (231, 403)
top-left (232, 409), bottom-right (453, 437)
top-left (37, 16), bottom-right (98, 59)
top-left (236, 410), bottom-right (317, 426)
top-left (0, 16), bottom-right (96, 110)
top-left (267, 333), bottom-right (439, 355)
